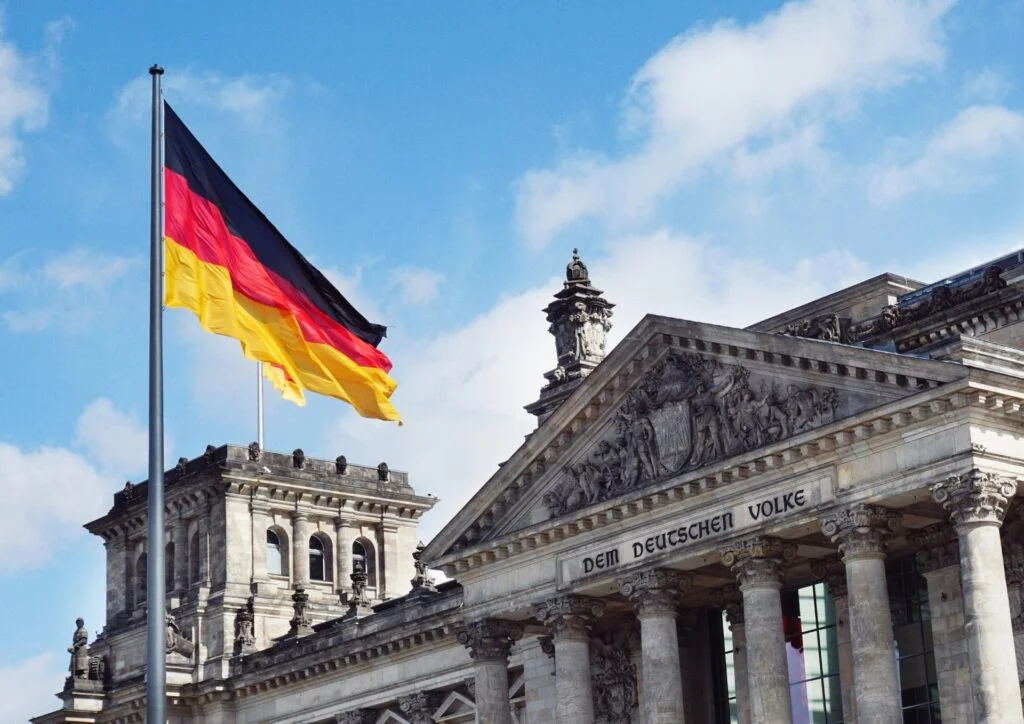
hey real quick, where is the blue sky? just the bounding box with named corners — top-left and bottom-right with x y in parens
top-left (2, 0), bottom-right (1023, 718)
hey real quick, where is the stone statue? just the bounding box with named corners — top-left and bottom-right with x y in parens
top-left (234, 598), bottom-right (256, 654)
top-left (289, 585), bottom-right (312, 636)
top-left (68, 617), bottom-right (89, 679)
top-left (165, 613), bottom-right (196, 658)
top-left (410, 541), bottom-right (435, 592)
top-left (350, 559), bottom-right (370, 607)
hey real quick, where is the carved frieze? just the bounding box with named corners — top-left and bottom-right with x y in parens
top-left (932, 469), bottom-right (1018, 526)
top-left (591, 630), bottom-right (640, 724)
top-left (543, 352), bottom-right (838, 517)
top-left (848, 264), bottom-right (1007, 342)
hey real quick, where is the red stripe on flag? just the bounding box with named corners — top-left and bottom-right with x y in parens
top-left (165, 168), bottom-right (392, 374)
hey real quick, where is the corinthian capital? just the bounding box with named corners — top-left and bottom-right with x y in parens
top-left (456, 619), bottom-right (523, 662)
top-left (932, 469), bottom-right (1018, 527)
top-left (399, 692), bottom-right (442, 724)
top-left (721, 536), bottom-right (795, 589)
top-left (810, 556), bottom-right (848, 599)
top-left (619, 568), bottom-right (692, 619)
top-left (533, 595), bottom-right (604, 642)
top-left (821, 504), bottom-right (902, 561)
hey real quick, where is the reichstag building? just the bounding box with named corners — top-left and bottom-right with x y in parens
top-left (33, 249), bottom-right (1024, 723)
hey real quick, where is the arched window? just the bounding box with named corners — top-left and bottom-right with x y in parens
top-left (135, 553), bottom-right (148, 606)
top-left (267, 529), bottom-right (283, 576)
top-left (353, 538), bottom-right (377, 589)
top-left (165, 542), bottom-right (175, 593)
top-left (309, 535), bottom-right (326, 581)
top-left (189, 531), bottom-right (201, 585)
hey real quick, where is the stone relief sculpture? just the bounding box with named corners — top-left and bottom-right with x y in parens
top-left (848, 264), bottom-right (1007, 342)
top-left (166, 613), bottom-right (196, 659)
top-left (591, 631), bottom-right (639, 724)
top-left (543, 352), bottom-right (838, 517)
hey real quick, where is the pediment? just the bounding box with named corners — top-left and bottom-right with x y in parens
top-left (425, 315), bottom-right (966, 563)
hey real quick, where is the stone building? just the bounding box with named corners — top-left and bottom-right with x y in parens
top-left (33, 248), bottom-right (1024, 723)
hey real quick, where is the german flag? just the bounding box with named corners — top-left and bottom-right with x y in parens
top-left (162, 102), bottom-right (399, 422)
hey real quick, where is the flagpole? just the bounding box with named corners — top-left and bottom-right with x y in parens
top-left (146, 63), bottom-right (167, 724)
top-left (257, 362), bottom-right (265, 448)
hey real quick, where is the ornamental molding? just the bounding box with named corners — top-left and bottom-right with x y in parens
top-left (398, 692), bottom-right (443, 724)
top-left (456, 619), bottom-right (523, 662)
top-left (591, 630), bottom-right (640, 724)
top-left (619, 569), bottom-right (692, 619)
top-left (932, 469), bottom-right (1018, 527)
top-left (431, 328), bottom-right (1003, 576)
top-left (810, 557), bottom-right (848, 599)
top-left (820, 504), bottom-right (902, 561)
top-left (534, 595), bottom-right (605, 642)
top-left (908, 523), bottom-right (960, 573)
top-left (721, 536), bottom-right (796, 588)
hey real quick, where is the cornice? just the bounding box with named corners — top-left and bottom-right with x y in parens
top-left (433, 378), bottom-right (1024, 577)
top-left (424, 316), bottom-right (964, 564)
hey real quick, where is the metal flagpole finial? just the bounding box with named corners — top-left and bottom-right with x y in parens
top-left (149, 64), bottom-right (164, 76)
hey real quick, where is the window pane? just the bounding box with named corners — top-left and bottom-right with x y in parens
top-left (309, 536), bottom-right (325, 581)
top-left (267, 530), bottom-right (283, 576)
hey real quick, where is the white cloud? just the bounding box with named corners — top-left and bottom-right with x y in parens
top-left (869, 104), bottom-right (1024, 204)
top-left (515, 0), bottom-right (953, 247)
top-left (963, 68), bottom-right (1011, 102)
top-left (0, 397), bottom-right (147, 573)
top-left (74, 398), bottom-right (151, 477)
top-left (42, 247), bottom-right (133, 290)
top-left (389, 266), bottom-right (445, 306)
top-left (0, 15), bottom-right (69, 194)
top-left (107, 67), bottom-right (292, 143)
top-left (325, 235), bottom-right (871, 539)
top-left (0, 247), bottom-right (135, 333)
top-left (0, 652), bottom-right (65, 721)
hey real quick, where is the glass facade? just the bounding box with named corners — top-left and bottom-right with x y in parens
top-left (715, 557), bottom-right (941, 724)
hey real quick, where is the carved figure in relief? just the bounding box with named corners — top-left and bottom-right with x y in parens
top-left (591, 632), bottom-right (639, 723)
top-left (543, 351), bottom-right (839, 517)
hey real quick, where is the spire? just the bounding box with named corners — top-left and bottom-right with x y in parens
top-left (526, 249), bottom-right (614, 423)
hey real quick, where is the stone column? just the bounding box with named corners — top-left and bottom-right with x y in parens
top-left (910, 523), bottom-right (974, 724)
top-left (933, 470), bottom-right (1023, 722)
top-left (382, 523), bottom-right (400, 598)
top-left (173, 516), bottom-right (189, 595)
top-left (458, 619), bottom-right (523, 724)
top-left (721, 536), bottom-right (794, 724)
top-left (198, 506), bottom-right (211, 586)
top-left (335, 517), bottom-right (354, 595)
top-left (620, 569), bottom-right (689, 724)
top-left (534, 595), bottom-right (604, 724)
top-left (723, 599), bottom-right (752, 724)
top-left (292, 510), bottom-right (310, 586)
top-left (821, 504), bottom-right (902, 724)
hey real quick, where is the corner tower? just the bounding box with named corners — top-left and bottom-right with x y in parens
top-left (526, 249), bottom-right (614, 423)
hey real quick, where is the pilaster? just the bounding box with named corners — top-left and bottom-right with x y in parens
top-left (291, 511), bottom-right (310, 586)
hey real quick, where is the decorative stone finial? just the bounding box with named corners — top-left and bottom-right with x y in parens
top-left (377, 462), bottom-right (389, 481)
top-left (292, 448), bottom-right (305, 469)
top-left (349, 559), bottom-right (370, 609)
top-left (247, 441), bottom-right (261, 462)
top-left (526, 249), bottom-right (615, 422)
top-left (288, 585), bottom-right (312, 636)
top-left (176, 456), bottom-right (188, 474)
top-left (335, 455), bottom-right (348, 475)
top-left (203, 444), bottom-right (216, 463)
